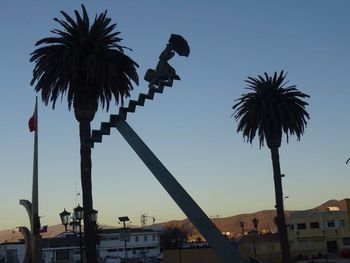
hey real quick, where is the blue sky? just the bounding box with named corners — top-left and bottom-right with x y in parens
top-left (1, 1), bottom-right (350, 230)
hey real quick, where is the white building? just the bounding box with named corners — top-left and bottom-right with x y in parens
top-left (0, 241), bottom-right (25, 262)
top-left (0, 228), bottom-right (160, 263)
top-left (99, 228), bottom-right (161, 262)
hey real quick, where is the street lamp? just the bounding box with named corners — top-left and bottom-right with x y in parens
top-left (74, 205), bottom-right (84, 221)
top-left (59, 209), bottom-right (71, 232)
top-left (74, 204), bottom-right (84, 263)
top-left (118, 216), bottom-right (130, 263)
top-left (90, 209), bottom-right (98, 224)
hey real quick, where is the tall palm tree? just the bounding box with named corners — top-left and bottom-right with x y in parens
top-left (252, 217), bottom-right (259, 232)
top-left (30, 5), bottom-right (138, 262)
top-left (232, 71), bottom-right (309, 263)
top-left (239, 221), bottom-right (245, 235)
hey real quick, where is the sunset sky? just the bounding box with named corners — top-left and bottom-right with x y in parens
top-left (1, 1), bottom-right (350, 230)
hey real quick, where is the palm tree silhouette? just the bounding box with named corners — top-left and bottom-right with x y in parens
top-left (30, 5), bottom-right (138, 262)
top-left (239, 221), bottom-right (244, 235)
top-left (232, 71), bottom-right (310, 263)
top-left (252, 217), bottom-right (259, 232)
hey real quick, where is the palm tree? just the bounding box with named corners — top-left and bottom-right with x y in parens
top-left (239, 221), bottom-right (245, 235)
top-left (252, 217), bottom-right (259, 232)
top-left (232, 71), bottom-right (309, 263)
top-left (30, 5), bottom-right (138, 262)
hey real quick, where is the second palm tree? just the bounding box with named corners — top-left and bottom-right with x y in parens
top-left (233, 71), bottom-right (310, 262)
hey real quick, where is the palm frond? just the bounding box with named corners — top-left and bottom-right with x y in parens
top-left (30, 4), bottom-right (139, 112)
top-left (233, 71), bottom-right (310, 148)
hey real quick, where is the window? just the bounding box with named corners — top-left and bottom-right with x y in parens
top-left (297, 223), bottom-right (307, 230)
top-left (107, 249), bottom-right (117, 252)
top-left (55, 249), bottom-right (70, 261)
top-left (135, 235), bottom-right (139, 242)
top-left (310, 222), bottom-right (319, 229)
top-left (343, 237), bottom-right (350, 246)
top-left (144, 235), bottom-right (148, 241)
top-left (152, 235), bottom-right (156, 241)
top-left (327, 221), bottom-right (335, 228)
top-left (105, 236), bottom-right (119, 240)
top-left (287, 224), bottom-right (294, 230)
top-left (338, 220), bottom-right (345, 227)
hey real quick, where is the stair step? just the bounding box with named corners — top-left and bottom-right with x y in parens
top-left (136, 96), bottom-right (146, 106)
top-left (144, 91), bottom-right (155, 100)
top-left (109, 114), bottom-right (119, 123)
top-left (89, 83), bottom-right (172, 147)
top-left (100, 122), bottom-right (111, 135)
top-left (91, 130), bottom-right (103, 143)
top-left (118, 108), bottom-right (128, 120)
top-left (127, 102), bottom-right (136, 113)
top-left (150, 85), bottom-right (164, 94)
top-left (129, 99), bottom-right (140, 107)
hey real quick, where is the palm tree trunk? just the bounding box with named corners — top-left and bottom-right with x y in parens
top-left (79, 120), bottom-right (97, 263)
top-left (270, 147), bottom-right (291, 263)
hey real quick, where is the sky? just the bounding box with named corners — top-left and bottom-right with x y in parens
top-left (0, 1), bottom-right (350, 231)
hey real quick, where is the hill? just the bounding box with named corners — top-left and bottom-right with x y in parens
top-left (157, 199), bottom-right (348, 235)
top-left (0, 199), bottom-right (347, 243)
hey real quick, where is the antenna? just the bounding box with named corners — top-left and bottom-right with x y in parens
top-left (140, 214), bottom-right (156, 227)
top-left (74, 182), bottom-right (80, 207)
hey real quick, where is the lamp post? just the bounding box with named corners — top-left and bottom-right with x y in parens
top-left (118, 216), bottom-right (130, 263)
top-left (59, 209), bottom-right (71, 232)
top-left (60, 206), bottom-right (97, 263)
top-left (90, 209), bottom-right (98, 224)
top-left (74, 204), bottom-right (84, 263)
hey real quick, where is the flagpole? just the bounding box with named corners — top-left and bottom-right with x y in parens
top-left (31, 96), bottom-right (41, 262)
top-left (32, 96), bottom-right (38, 227)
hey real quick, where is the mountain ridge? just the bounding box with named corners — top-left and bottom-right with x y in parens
top-left (0, 199), bottom-right (347, 243)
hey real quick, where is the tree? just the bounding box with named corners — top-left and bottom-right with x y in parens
top-left (160, 224), bottom-right (193, 249)
top-left (30, 5), bottom-right (138, 262)
top-left (239, 221), bottom-right (245, 235)
top-left (252, 217), bottom-right (259, 232)
top-left (232, 71), bottom-right (309, 263)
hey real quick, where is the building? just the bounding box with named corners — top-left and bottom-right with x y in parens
top-left (239, 206), bottom-right (350, 262)
top-left (0, 241), bottom-right (25, 263)
top-left (238, 232), bottom-right (281, 262)
top-left (41, 233), bottom-right (82, 262)
top-left (0, 227), bottom-right (161, 263)
top-left (99, 228), bottom-right (161, 262)
top-left (287, 209), bottom-right (350, 258)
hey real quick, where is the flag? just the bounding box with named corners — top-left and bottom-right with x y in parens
top-left (28, 115), bottom-right (36, 132)
top-left (39, 225), bottom-right (48, 233)
top-left (28, 99), bottom-right (37, 132)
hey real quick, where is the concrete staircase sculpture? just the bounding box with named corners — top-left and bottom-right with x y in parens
top-left (86, 34), bottom-right (243, 263)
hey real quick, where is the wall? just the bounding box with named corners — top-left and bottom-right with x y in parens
top-left (163, 248), bottom-right (220, 263)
